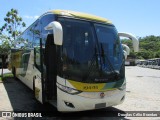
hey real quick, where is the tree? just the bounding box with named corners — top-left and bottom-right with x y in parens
top-left (155, 50), bottom-right (160, 58)
top-left (0, 8), bottom-right (26, 43)
top-left (122, 35), bottom-right (160, 59)
top-left (0, 8), bottom-right (26, 78)
top-left (0, 35), bottom-right (11, 78)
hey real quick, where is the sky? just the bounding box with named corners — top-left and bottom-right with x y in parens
top-left (0, 0), bottom-right (160, 37)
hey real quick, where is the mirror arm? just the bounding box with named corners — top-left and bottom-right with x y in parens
top-left (118, 32), bottom-right (139, 52)
top-left (122, 44), bottom-right (130, 55)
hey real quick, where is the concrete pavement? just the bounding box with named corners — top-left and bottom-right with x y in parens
top-left (0, 67), bottom-right (160, 119)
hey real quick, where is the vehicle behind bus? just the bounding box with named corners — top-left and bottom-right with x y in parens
top-left (137, 58), bottom-right (160, 69)
top-left (125, 55), bottom-right (136, 66)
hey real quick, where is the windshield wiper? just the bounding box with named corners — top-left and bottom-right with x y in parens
top-left (83, 44), bottom-right (120, 82)
top-left (83, 47), bottom-right (99, 82)
top-left (100, 43), bottom-right (120, 78)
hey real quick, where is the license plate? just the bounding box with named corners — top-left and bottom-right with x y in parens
top-left (95, 103), bottom-right (106, 109)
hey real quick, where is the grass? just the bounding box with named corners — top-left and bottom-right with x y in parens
top-left (0, 73), bottom-right (13, 82)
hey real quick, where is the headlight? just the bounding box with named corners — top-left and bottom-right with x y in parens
top-left (57, 83), bottom-right (82, 95)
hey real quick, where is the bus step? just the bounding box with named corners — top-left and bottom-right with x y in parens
top-left (48, 100), bottom-right (57, 107)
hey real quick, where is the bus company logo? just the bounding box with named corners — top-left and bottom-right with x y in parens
top-left (83, 86), bottom-right (98, 90)
top-left (2, 112), bottom-right (12, 118)
top-left (100, 92), bottom-right (105, 98)
top-left (1, 112), bottom-right (42, 118)
top-left (95, 78), bottom-right (109, 82)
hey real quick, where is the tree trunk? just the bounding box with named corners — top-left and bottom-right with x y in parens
top-left (1, 55), bottom-right (5, 78)
top-left (1, 55), bottom-right (6, 79)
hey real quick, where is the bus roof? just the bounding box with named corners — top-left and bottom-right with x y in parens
top-left (49, 10), bottom-right (112, 25)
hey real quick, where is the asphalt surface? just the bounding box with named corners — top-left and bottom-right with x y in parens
top-left (116, 66), bottom-right (160, 111)
top-left (0, 67), bottom-right (160, 120)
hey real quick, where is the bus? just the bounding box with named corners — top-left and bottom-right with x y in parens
top-left (9, 10), bottom-right (139, 112)
top-left (122, 44), bottom-right (136, 66)
top-left (146, 58), bottom-right (160, 69)
top-left (152, 58), bottom-right (160, 69)
top-left (137, 58), bottom-right (160, 69)
top-left (125, 55), bottom-right (136, 66)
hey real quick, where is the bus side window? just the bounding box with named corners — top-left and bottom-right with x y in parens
top-left (32, 21), bottom-right (41, 47)
top-left (40, 14), bottom-right (55, 45)
top-left (34, 48), bottom-right (41, 71)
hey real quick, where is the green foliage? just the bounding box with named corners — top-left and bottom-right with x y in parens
top-left (0, 8), bottom-right (26, 42)
top-left (0, 8), bottom-right (26, 77)
top-left (121, 36), bottom-right (160, 59)
top-left (0, 73), bottom-right (13, 81)
top-left (0, 34), bottom-right (11, 55)
top-left (0, 34), bottom-right (11, 77)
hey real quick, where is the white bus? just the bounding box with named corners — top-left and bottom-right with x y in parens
top-left (149, 58), bottom-right (160, 69)
top-left (153, 58), bottom-right (160, 69)
top-left (9, 10), bottom-right (139, 112)
top-left (137, 60), bottom-right (146, 67)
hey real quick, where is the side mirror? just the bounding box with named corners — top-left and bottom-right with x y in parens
top-left (122, 44), bottom-right (130, 55)
top-left (45, 21), bottom-right (63, 45)
top-left (118, 32), bottom-right (139, 52)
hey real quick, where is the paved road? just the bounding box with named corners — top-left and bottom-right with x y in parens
top-left (115, 66), bottom-right (160, 111)
top-left (0, 67), bottom-right (160, 120)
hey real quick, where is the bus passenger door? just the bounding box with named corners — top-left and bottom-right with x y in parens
top-left (33, 47), bottom-right (44, 103)
top-left (44, 34), bottom-right (57, 100)
top-left (21, 51), bottom-right (30, 76)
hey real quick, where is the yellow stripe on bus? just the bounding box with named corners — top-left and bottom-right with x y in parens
top-left (68, 80), bottom-right (115, 92)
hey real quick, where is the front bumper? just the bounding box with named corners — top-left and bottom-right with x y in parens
top-left (57, 88), bottom-right (126, 112)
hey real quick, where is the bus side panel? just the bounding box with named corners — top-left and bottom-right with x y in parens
top-left (34, 71), bottom-right (43, 103)
top-left (9, 49), bottom-right (23, 72)
top-left (23, 50), bottom-right (35, 90)
top-left (21, 50), bottom-right (43, 103)
top-left (10, 49), bottom-right (43, 103)
top-left (16, 50), bottom-right (33, 89)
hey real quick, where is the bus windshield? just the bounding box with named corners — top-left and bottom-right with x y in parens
top-left (58, 18), bottom-right (123, 83)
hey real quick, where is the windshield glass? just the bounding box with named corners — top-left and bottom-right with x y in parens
top-left (58, 18), bottom-right (123, 83)
top-left (94, 24), bottom-right (122, 72)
